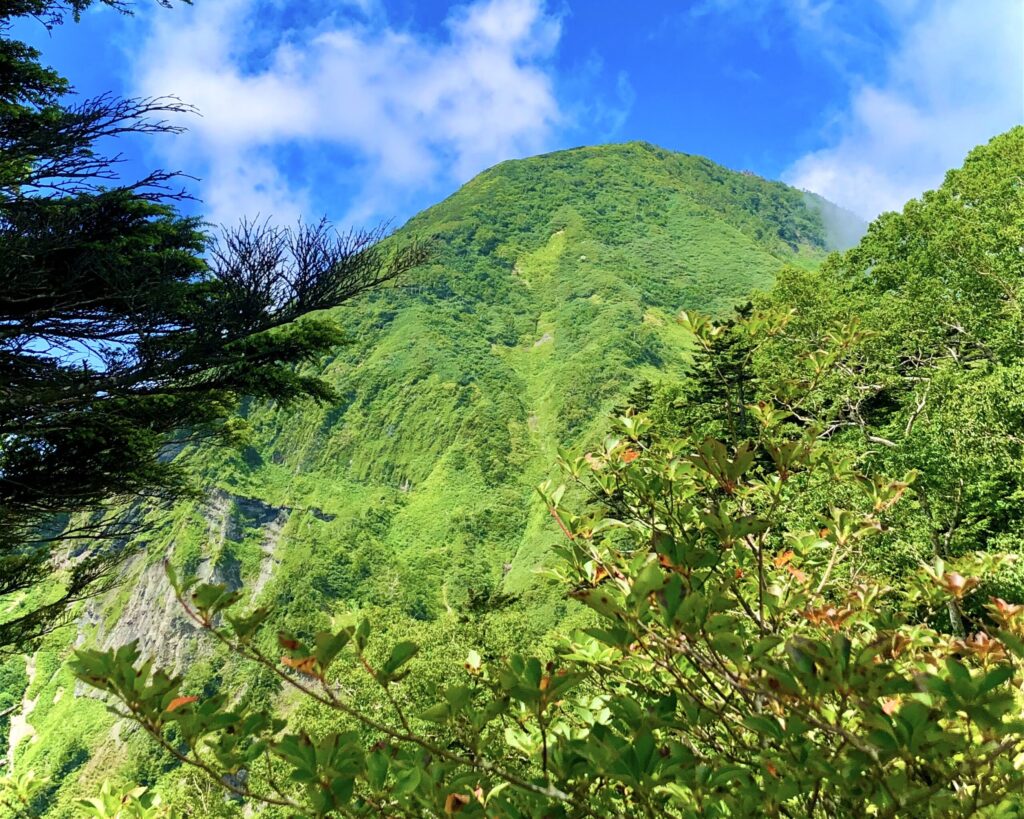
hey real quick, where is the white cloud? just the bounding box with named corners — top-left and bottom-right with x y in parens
top-left (133, 0), bottom-right (563, 226)
top-left (783, 0), bottom-right (1024, 218)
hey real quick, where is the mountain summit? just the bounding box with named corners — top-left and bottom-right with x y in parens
top-left (14, 143), bottom-right (861, 806)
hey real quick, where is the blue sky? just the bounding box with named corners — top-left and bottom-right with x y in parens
top-left (18, 0), bottom-right (1024, 228)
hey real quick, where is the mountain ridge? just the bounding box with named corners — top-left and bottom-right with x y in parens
top-left (408, 140), bottom-right (863, 261)
top-left (7, 142), bottom-right (863, 812)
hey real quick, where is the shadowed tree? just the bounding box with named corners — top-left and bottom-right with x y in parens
top-left (0, 0), bottom-right (431, 651)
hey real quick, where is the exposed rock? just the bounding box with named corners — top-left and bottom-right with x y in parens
top-left (251, 508), bottom-right (290, 599)
top-left (76, 600), bottom-right (102, 648)
top-left (208, 490), bottom-right (288, 543)
top-left (76, 489), bottom-right (291, 681)
top-left (99, 554), bottom-right (202, 676)
top-left (8, 653), bottom-right (37, 770)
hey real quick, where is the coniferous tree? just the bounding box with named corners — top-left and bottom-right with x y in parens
top-left (669, 302), bottom-right (758, 445)
top-left (0, 0), bottom-right (430, 650)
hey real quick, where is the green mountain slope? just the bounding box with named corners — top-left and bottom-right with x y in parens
top-left (194, 142), bottom-right (854, 608)
top-left (5, 142), bottom-right (861, 812)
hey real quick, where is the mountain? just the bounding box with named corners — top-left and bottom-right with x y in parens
top-left (3, 142), bottom-right (863, 812)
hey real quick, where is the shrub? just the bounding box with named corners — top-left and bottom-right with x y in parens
top-left (63, 309), bottom-right (1024, 817)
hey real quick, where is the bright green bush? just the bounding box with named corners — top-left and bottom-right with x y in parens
top-left (63, 308), bottom-right (1024, 818)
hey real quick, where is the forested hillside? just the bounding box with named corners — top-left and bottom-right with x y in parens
top-left (1, 0), bottom-right (1019, 812)
top-left (2, 142), bottom-right (861, 814)
top-left (37, 127), bottom-right (1024, 819)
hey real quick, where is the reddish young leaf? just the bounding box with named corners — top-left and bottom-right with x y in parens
top-left (282, 656), bottom-right (319, 676)
top-left (166, 696), bottom-right (198, 713)
top-left (773, 550), bottom-right (795, 568)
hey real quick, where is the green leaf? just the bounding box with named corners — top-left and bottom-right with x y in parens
top-left (710, 632), bottom-right (744, 664)
top-left (227, 607), bottom-right (272, 642)
top-left (945, 657), bottom-right (973, 699)
top-left (786, 644), bottom-right (815, 678)
top-left (393, 766), bottom-right (421, 796)
top-left (366, 750), bottom-right (389, 790)
top-left (978, 664), bottom-right (1013, 695)
top-left (381, 641), bottom-right (419, 677)
top-left (313, 627), bottom-right (353, 671)
top-left (355, 618), bottom-right (371, 651)
top-left (743, 714), bottom-right (783, 741)
top-left (573, 587), bottom-right (625, 620)
top-left (420, 703), bottom-right (450, 723)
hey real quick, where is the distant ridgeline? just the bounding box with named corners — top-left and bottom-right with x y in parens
top-left (5, 141), bottom-right (862, 809)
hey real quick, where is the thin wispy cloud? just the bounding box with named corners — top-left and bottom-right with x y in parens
top-left (780, 0), bottom-right (1023, 218)
top-left (683, 0), bottom-right (1022, 218)
top-left (562, 53), bottom-right (636, 143)
top-left (133, 0), bottom-right (565, 226)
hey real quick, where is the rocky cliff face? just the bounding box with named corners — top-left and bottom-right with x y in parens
top-left (75, 490), bottom-right (291, 676)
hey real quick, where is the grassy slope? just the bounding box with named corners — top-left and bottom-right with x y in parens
top-left (12, 142), bottom-right (861, 812)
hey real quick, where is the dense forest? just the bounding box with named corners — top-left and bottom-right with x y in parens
top-left (2, 138), bottom-right (860, 815)
top-left (3, 3), bottom-right (1024, 818)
